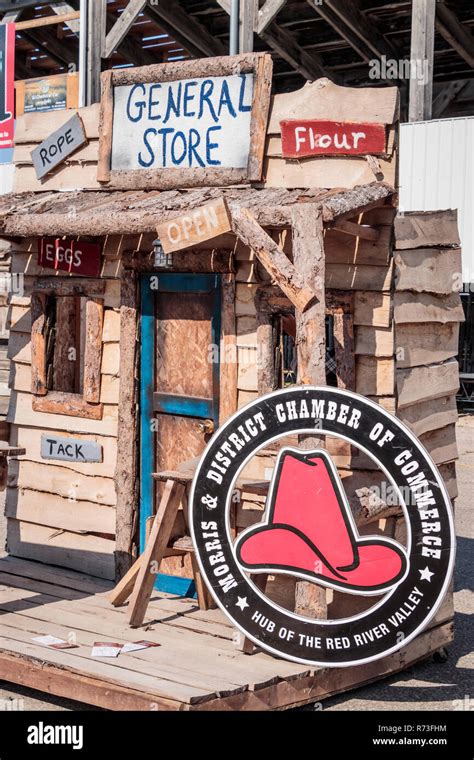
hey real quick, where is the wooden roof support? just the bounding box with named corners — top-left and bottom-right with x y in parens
top-left (240, 0), bottom-right (258, 54)
top-left (321, 182), bottom-right (396, 223)
top-left (14, 11), bottom-right (80, 31)
top-left (432, 80), bottom-right (470, 118)
top-left (114, 270), bottom-right (140, 579)
top-left (104, 0), bottom-right (146, 60)
top-left (308, 0), bottom-right (400, 64)
top-left (0, 10), bottom-right (21, 24)
top-left (146, 0), bottom-right (226, 58)
top-left (86, 0), bottom-right (106, 106)
top-left (436, 1), bottom-right (474, 70)
top-left (22, 27), bottom-right (78, 67)
top-left (293, 205), bottom-right (326, 386)
top-left (231, 206), bottom-right (318, 313)
top-left (51, 2), bottom-right (81, 35)
top-left (256, 0), bottom-right (287, 35)
top-left (0, 183), bottom-right (396, 237)
top-left (105, 10), bottom-right (159, 68)
top-left (409, 0), bottom-right (435, 122)
top-left (217, 0), bottom-right (327, 80)
top-left (292, 204), bottom-right (328, 619)
top-left (260, 22), bottom-right (328, 80)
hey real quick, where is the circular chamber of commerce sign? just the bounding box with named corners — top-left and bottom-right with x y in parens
top-left (190, 387), bottom-right (455, 668)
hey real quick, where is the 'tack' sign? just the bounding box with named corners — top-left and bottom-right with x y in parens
top-left (280, 120), bottom-right (386, 158)
top-left (38, 238), bottom-right (102, 277)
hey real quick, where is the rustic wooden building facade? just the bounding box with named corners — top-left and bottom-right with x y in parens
top-left (0, 59), bottom-right (462, 709)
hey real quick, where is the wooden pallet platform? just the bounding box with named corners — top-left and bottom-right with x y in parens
top-left (0, 555), bottom-right (453, 711)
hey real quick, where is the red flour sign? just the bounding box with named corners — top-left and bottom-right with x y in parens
top-left (280, 120), bottom-right (386, 158)
top-left (38, 239), bottom-right (102, 277)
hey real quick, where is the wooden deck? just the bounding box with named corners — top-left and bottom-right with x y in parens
top-left (0, 555), bottom-right (453, 711)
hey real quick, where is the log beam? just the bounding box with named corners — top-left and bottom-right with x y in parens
top-left (432, 80), bottom-right (470, 118)
top-left (146, 0), bottom-right (226, 58)
top-left (436, 1), bottom-right (474, 70)
top-left (309, 0), bottom-right (400, 64)
top-left (230, 207), bottom-right (318, 313)
top-left (14, 12), bottom-right (80, 31)
top-left (51, 2), bottom-right (81, 34)
top-left (409, 0), bottom-right (436, 122)
top-left (217, 0), bottom-right (327, 80)
top-left (104, 0), bottom-right (146, 59)
top-left (292, 204), bottom-right (327, 619)
top-left (114, 271), bottom-right (140, 579)
top-left (22, 27), bottom-right (78, 67)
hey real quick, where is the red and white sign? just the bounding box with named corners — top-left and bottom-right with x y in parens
top-left (38, 238), bottom-right (102, 277)
top-left (0, 24), bottom-right (15, 149)
top-left (280, 119), bottom-right (386, 158)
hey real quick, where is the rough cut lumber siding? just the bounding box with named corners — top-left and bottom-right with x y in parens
top-left (393, 211), bottom-right (463, 515)
top-left (4, 235), bottom-right (125, 580)
top-left (11, 80), bottom-right (399, 194)
top-left (265, 79), bottom-right (398, 189)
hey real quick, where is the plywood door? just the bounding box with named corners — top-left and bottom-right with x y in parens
top-left (140, 274), bottom-right (221, 594)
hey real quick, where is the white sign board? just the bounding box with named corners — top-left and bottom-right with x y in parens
top-left (31, 113), bottom-right (87, 180)
top-left (97, 54), bottom-right (273, 189)
top-left (41, 434), bottom-right (103, 463)
top-left (111, 74), bottom-right (254, 172)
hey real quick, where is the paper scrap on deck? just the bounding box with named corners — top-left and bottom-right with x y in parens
top-left (91, 642), bottom-right (123, 657)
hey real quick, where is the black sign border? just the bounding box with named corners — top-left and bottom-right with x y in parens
top-left (190, 387), bottom-right (455, 667)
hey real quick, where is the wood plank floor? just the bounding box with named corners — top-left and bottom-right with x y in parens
top-left (0, 556), bottom-right (453, 711)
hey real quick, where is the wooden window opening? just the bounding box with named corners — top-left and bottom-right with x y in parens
top-left (30, 279), bottom-right (105, 419)
top-left (258, 288), bottom-right (355, 392)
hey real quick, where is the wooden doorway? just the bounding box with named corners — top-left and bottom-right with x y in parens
top-left (139, 273), bottom-right (221, 596)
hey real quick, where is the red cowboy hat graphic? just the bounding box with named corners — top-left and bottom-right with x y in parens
top-left (235, 448), bottom-right (408, 594)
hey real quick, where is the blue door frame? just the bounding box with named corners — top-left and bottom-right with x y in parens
top-left (139, 273), bottom-right (221, 597)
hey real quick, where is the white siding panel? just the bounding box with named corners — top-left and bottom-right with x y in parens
top-left (400, 117), bottom-right (474, 281)
top-left (0, 163), bottom-right (14, 195)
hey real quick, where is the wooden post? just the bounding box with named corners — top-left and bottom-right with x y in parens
top-left (333, 303), bottom-right (355, 391)
top-left (219, 274), bottom-right (238, 424)
top-left (256, 311), bottom-right (277, 395)
top-left (236, 297), bottom-right (275, 654)
top-left (293, 206), bottom-right (326, 387)
top-left (409, 0), bottom-right (436, 121)
top-left (30, 292), bottom-right (48, 397)
top-left (114, 271), bottom-right (139, 579)
top-left (86, 0), bottom-right (106, 105)
top-left (127, 480), bottom-right (185, 627)
top-left (292, 205), bottom-right (328, 619)
top-left (83, 299), bottom-right (104, 403)
top-left (240, 0), bottom-right (258, 53)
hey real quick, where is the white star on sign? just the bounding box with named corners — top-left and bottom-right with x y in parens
top-left (419, 566), bottom-right (434, 582)
top-left (236, 596), bottom-right (249, 611)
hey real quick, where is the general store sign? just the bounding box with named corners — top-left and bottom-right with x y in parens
top-left (280, 120), bottom-right (386, 158)
top-left (98, 54), bottom-right (272, 188)
top-left (38, 238), bottom-right (102, 277)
